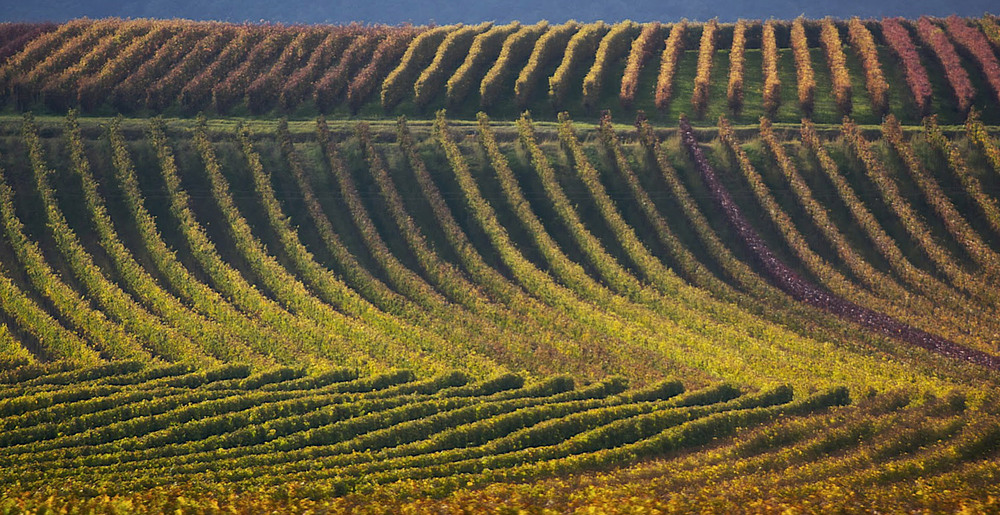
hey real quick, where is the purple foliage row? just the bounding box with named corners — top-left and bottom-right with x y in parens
top-left (678, 115), bottom-right (1000, 371)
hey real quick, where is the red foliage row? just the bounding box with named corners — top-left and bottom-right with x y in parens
top-left (945, 15), bottom-right (1000, 105)
top-left (917, 16), bottom-right (975, 112)
top-left (79, 24), bottom-right (178, 110)
top-left (41, 22), bottom-right (153, 111)
top-left (15, 22), bottom-right (115, 104)
top-left (0, 23), bottom-right (56, 63)
top-left (178, 29), bottom-right (256, 111)
top-left (314, 31), bottom-right (385, 113)
top-left (279, 29), bottom-right (360, 110)
top-left (143, 29), bottom-right (233, 110)
top-left (881, 18), bottom-right (932, 114)
top-left (111, 25), bottom-right (210, 111)
top-left (246, 28), bottom-right (328, 114)
top-left (212, 28), bottom-right (295, 112)
top-left (0, 20), bottom-right (91, 96)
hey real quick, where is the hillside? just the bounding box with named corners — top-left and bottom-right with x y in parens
top-left (1, 17), bottom-right (1000, 124)
top-left (0, 14), bottom-right (999, 513)
top-left (0, 109), bottom-right (996, 510)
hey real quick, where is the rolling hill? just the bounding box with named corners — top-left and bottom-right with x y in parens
top-left (0, 15), bottom-right (998, 512)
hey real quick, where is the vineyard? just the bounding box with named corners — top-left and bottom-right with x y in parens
top-left (1, 17), bottom-right (1000, 123)
top-left (0, 14), bottom-right (999, 513)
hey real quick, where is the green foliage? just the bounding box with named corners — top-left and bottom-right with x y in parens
top-left (0, 361), bottom-right (870, 508)
top-left (0, 105), bottom-right (997, 511)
